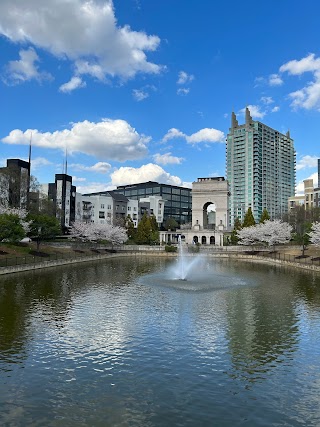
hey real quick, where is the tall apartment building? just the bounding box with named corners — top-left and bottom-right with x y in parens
top-left (226, 108), bottom-right (295, 225)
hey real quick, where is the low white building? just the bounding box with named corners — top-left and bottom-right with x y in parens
top-left (75, 192), bottom-right (138, 227)
top-left (139, 195), bottom-right (165, 226)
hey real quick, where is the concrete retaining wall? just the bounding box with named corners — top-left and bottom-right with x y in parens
top-left (1, 250), bottom-right (320, 276)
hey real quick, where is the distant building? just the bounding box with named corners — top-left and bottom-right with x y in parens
top-left (226, 108), bottom-right (295, 224)
top-left (76, 191), bottom-right (138, 227)
top-left (0, 159), bottom-right (30, 209)
top-left (139, 195), bottom-right (165, 226)
top-left (42, 174), bottom-right (76, 229)
top-left (288, 179), bottom-right (320, 211)
top-left (113, 181), bottom-right (192, 227)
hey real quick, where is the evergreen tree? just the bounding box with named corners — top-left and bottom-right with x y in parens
top-left (230, 216), bottom-right (242, 245)
top-left (242, 207), bottom-right (255, 227)
top-left (149, 214), bottom-right (160, 245)
top-left (135, 212), bottom-right (150, 244)
top-left (259, 208), bottom-right (270, 223)
top-left (164, 217), bottom-right (178, 231)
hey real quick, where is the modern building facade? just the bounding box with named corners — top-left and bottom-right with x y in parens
top-left (226, 108), bottom-right (295, 225)
top-left (42, 174), bottom-right (76, 229)
top-left (0, 159), bottom-right (30, 209)
top-left (288, 178), bottom-right (320, 211)
top-left (113, 181), bottom-right (192, 227)
top-left (76, 191), bottom-right (139, 227)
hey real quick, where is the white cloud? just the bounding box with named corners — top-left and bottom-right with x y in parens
top-left (2, 119), bottom-right (150, 161)
top-left (31, 157), bottom-right (53, 169)
top-left (59, 76), bottom-right (86, 93)
top-left (3, 47), bottom-right (52, 85)
top-left (72, 176), bottom-right (86, 182)
top-left (268, 73), bottom-right (283, 86)
top-left (111, 163), bottom-right (185, 187)
top-left (162, 127), bottom-right (224, 144)
top-left (261, 96), bottom-right (274, 105)
top-left (177, 88), bottom-right (190, 96)
top-left (296, 172), bottom-right (318, 194)
top-left (240, 105), bottom-right (265, 119)
top-left (132, 89), bottom-right (149, 101)
top-left (153, 152), bottom-right (184, 165)
top-left (0, 0), bottom-right (162, 83)
top-left (280, 53), bottom-right (320, 75)
top-left (296, 155), bottom-right (319, 171)
top-left (162, 128), bottom-right (186, 142)
top-left (271, 106), bottom-right (280, 113)
top-left (177, 71), bottom-right (194, 85)
top-left (77, 182), bottom-right (115, 194)
top-left (70, 162), bottom-right (112, 174)
top-left (279, 53), bottom-right (320, 111)
top-left (186, 128), bottom-right (224, 144)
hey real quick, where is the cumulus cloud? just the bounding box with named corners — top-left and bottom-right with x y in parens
top-left (3, 47), bottom-right (52, 85)
top-left (239, 105), bottom-right (265, 119)
top-left (111, 163), bottom-right (185, 186)
top-left (70, 162), bottom-right (112, 173)
top-left (268, 73), bottom-right (283, 86)
top-left (77, 182), bottom-right (116, 194)
top-left (153, 152), bottom-right (184, 165)
top-left (177, 71), bottom-right (194, 85)
top-left (59, 76), bottom-right (86, 93)
top-left (0, 0), bottom-right (162, 84)
top-left (279, 53), bottom-right (320, 111)
top-left (2, 119), bottom-right (150, 161)
top-left (296, 155), bottom-right (319, 171)
top-left (162, 127), bottom-right (224, 144)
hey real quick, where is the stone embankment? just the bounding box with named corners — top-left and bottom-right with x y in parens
top-left (1, 245), bottom-right (320, 276)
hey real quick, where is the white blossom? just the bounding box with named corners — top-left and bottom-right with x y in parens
top-left (309, 222), bottom-right (320, 246)
top-left (258, 219), bottom-right (292, 248)
top-left (69, 221), bottom-right (127, 246)
top-left (237, 225), bottom-right (261, 246)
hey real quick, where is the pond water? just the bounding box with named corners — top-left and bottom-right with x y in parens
top-left (1, 256), bottom-right (320, 426)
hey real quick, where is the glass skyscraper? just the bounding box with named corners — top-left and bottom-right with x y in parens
top-left (226, 108), bottom-right (295, 225)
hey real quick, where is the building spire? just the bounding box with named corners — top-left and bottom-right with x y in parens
top-left (245, 107), bottom-right (252, 125)
top-left (231, 111), bottom-right (238, 128)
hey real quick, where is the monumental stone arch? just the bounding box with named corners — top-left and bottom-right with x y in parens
top-left (190, 177), bottom-right (230, 246)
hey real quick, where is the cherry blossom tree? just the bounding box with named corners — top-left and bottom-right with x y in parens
top-left (258, 219), bottom-right (292, 251)
top-left (309, 222), bottom-right (320, 246)
top-left (237, 225), bottom-right (262, 249)
top-left (69, 221), bottom-right (128, 247)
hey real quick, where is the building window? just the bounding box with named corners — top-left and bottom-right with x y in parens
top-left (101, 204), bottom-right (104, 209)
top-left (128, 206), bottom-right (131, 211)
top-left (99, 211), bottom-right (105, 219)
top-left (107, 205), bottom-right (111, 209)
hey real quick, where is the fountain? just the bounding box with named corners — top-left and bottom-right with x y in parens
top-left (139, 236), bottom-right (252, 292)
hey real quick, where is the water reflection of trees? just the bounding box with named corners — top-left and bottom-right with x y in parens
top-left (225, 267), bottom-right (300, 383)
top-left (0, 257), bottom-right (165, 371)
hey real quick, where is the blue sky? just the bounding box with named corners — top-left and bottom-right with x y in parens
top-left (0, 0), bottom-right (319, 194)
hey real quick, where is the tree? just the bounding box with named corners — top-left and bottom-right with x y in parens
top-left (242, 207), bottom-right (255, 227)
top-left (28, 214), bottom-right (61, 251)
top-left (69, 221), bottom-right (128, 247)
top-left (149, 214), bottom-right (160, 245)
top-left (0, 213), bottom-right (26, 243)
top-left (164, 217), bottom-right (178, 231)
top-left (230, 216), bottom-right (242, 245)
top-left (309, 222), bottom-right (320, 246)
top-left (258, 219), bottom-right (292, 251)
top-left (237, 225), bottom-right (261, 249)
top-left (135, 213), bottom-right (151, 244)
top-left (125, 215), bottom-right (136, 241)
top-left (259, 208), bottom-right (270, 223)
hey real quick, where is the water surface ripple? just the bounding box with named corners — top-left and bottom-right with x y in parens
top-left (1, 257), bottom-right (320, 426)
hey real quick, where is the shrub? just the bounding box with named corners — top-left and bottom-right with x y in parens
top-left (165, 244), bottom-right (177, 253)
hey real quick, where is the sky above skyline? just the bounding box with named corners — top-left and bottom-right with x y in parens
top-left (0, 0), bottom-right (319, 195)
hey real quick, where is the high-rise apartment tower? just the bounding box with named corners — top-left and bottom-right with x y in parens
top-left (226, 108), bottom-right (295, 225)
